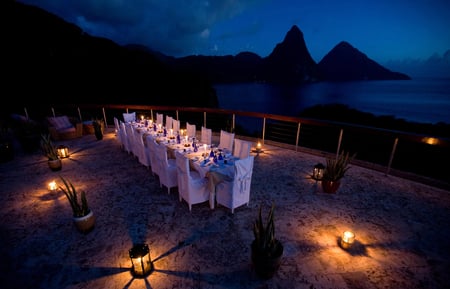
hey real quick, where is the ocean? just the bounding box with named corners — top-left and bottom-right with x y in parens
top-left (214, 77), bottom-right (450, 125)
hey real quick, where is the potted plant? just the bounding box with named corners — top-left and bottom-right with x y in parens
top-left (251, 203), bottom-right (283, 279)
top-left (321, 150), bottom-right (355, 193)
top-left (92, 118), bottom-right (104, 140)
top-left (59, 176), bottom-right (95, 233)
top-left (40, 133), bottom-right (62, 171)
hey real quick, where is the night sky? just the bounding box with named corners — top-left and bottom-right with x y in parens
top-left (18, 0), bottom-right (450, 77)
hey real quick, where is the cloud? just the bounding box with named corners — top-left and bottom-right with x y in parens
top-left (20, 0), bottom-right (261, 56)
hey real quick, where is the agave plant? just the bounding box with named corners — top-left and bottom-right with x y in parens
top-left (59, 176), bottom-right (90, 218)
top-left (252, 203), bottom-right (282, 257)
top-left (322, 150), bottom-right (355, 181)
top-left (40, 133), bottom-right (59, 160)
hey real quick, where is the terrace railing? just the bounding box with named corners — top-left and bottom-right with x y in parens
top-left (16, 104), bottom-right (450, 190)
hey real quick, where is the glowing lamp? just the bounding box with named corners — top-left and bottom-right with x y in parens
top-left (57, 145), bottom-right (69, 158)
top-left (340, 231), bottom-right (355, 249)
top-left (312, 163), bottom-right (325, 180)
top-left (48, 180), bottom-right (57, 192)
top-left (129, 244), bottom-right (153, 277)
top-left (140, 115), bottom-right (144, 121)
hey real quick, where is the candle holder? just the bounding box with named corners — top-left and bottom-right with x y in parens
top-left (340, 231), bottom-right (355, 249)
top-left (129, 243), bottom-right (153, 277)
top-left (312, 163), bottom-right (325, 181)
top-left (57, 145), bottom-right (69, 158)
top-left (48, 180), bottom-right (57, 192)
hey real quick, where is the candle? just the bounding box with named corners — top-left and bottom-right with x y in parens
top-left (48, 181), bottom-right (57, 192)
top-left (141, 115), bottom-right (144, 121)
top-left (170, 129), bottom-right (173, 136)
top-left (341, 231), bottom-right (355, 249)
top-left (204, 144), bottom-right (207, 152)
top-left (185, 135), bottom-right (188, 142)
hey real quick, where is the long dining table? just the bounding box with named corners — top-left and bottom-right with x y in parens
top-left (131, 121), bottom-right (238, 209)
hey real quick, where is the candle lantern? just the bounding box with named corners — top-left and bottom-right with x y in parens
top-left (312, 163), bottom-right (325, 180)
top-left (48, 180), bottom-right (57, 192)
top-left (57, 145), bottom-right (69, 158)
top-left (129, 243), bottom-right (153, 277)
top-left (340, 231), bottom-right (355, 249)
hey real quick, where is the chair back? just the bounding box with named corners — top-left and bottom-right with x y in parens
top-left (233, 156), bottom-right (254, 195)
top-left (233, 138), bottom-right (252, 159)
top-left (175, 151), bottom-right (189, 197)
top-left (172, 119), bottom-right (180, 132)
top-left (165, 115), bottom-right (173, 130)
top-left (146, 135), bottom-right (159, 176)
top-left (219, 130), bottom-right (235, 151)
top-left (123, 112), bottom-right (136, 123)
top-left (154, 141), bottom-right (178, 193)
top-left (156, 113), bottom-right (164, 126)
top-left (186, 122), bottom-right (196, 138)
top-left (201, 126), bottom-right (212, 145)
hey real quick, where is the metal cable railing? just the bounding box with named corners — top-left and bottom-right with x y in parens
top-left (14, 104), bottom-right (450, 190)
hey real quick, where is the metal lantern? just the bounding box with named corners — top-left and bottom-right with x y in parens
top-left (129, 243), bottom-right (153, 277)
top-left (312, 163), bottom-right (325, 180)
top-left (340, 231), bottom-right (355, 249)
top-left (57, 145), bottom-right (69, 158)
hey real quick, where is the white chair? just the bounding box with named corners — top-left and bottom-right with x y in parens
top-left (186, 122), bottom-right (196, 139)
top-left (175, 151), bottom-right (210, 212)
top-left (154, 140), bottom-right (178, 194)
top-left (201, 126), bottom-right (212, 145)
top-left (172, 119), bottom-right (180, 133)
top-left (216, 156), bottom-right (254, 213)
top-left (124, 122), bottom-right (136, 155)
top-left (114, 117), bottom-right (124, 149)
top-left (233, 138), bottom-right (252, 159)
top-left (146, 135), bottom-right (159, 177)
top-left (165, 115), bottom-right (173, 130)
top-left (133, 128), bottom-right (150, 168)
top-left (119, 121), bottom-right (131, 153)
top-left (219, 130), bottom-right (235, 152)
top-left (156, 113), bottom-right (164, 126)
top-left (123, 112), bottom-right (136, 123)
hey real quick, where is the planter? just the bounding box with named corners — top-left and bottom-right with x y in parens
top-left (95, 130), bottom-right (103, 140)
top-left (73, 210), bottom-right (95, 233)
top-left (251, 240), bottom-right (284, 279)
top-left (321, 180), bottom-right (341, 193)
top-left (47, 159), bottom-right (62, 171)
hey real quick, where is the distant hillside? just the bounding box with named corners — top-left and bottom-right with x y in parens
top-left (318, 42), bottom-right (411, 81)
top-left (163, 26), bottom-right (409, 84)
top-left (5, 1), bottom-right (218, 107)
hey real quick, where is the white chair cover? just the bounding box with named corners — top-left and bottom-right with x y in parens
top-left (219, 130), bottom-right (235, 152)
top-left (154, 141), bottom-right (178, 194)
top-left (146, 135), bottom-right (159, 176)
top-left (175, 151), bottom-right (210, 212)
top-left (133, 128), bottom-right (150, 168)
top-left (172, 119), bottom-right (180, 133)
top-left (119, 121), bottom-right (130, 153)
top-left (216, 155), bottom-right (254, 213)
top-left (165, 115), bottom-right (173, 130)
top-left (114, 117), bottom-right (124, 148)
top-left (124, 123), bottom-right (136, 155)
top-left (186, 122), bottom-right (196, 139)
top-left (233, 138), bottom-right (252, 159)
top-left (201, 126), bottom-right (212, 145)
top-left (156, 113), bottom-right (164, 126)
top-left (123, 112), bottom-right (136, 123)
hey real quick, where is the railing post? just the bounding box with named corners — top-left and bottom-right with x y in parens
top-left (336, 128), bottom-right (344, 158)
top-left (203, 111), bottom-right (206, 128)
top-left (386, 137), bottom-right (399, 176)
top-left (295, 122), bottom-right (301, 151)
top-left (232, 114), bottom-right (235, 132)
top-left (151, 109), bottom-right (154, 121)
top-left (176, 110), bottom-right (179, 121)
top-left (77, 107), bottom-right (82, 122)
top-left (102, 107), bottom-right (108, 128)
top-left (262, 117), bottom-right (266, 144)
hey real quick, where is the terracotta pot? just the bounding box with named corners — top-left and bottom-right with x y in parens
top-left (321, 179), bottom-right (341, 193)
top-left (73, 210), bottom-right (95, 233)
top-left (251, 240), bottom-right (284, 279)
top-left (48, 159), bottom-right (62, 171)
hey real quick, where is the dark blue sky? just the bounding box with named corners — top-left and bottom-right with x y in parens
top-left (19, 0), bottom-right (450, 77)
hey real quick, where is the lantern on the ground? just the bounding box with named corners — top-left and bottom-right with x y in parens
top-left (129, 243), bottom-right (153, 277)
top-left (57, 145), bottom-right (69, 158)
top-left (312, 163), bottom-right (325, 180)
top-left (340, 231), bottom-right (355, 249)
top-left (48, 180), bottom-right (57, 192)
